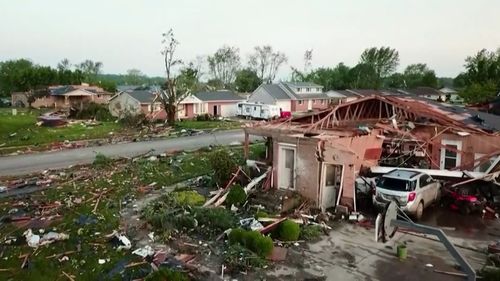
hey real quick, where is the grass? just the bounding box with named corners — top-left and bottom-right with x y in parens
top-left (0, 144), bottom-right (265, 281)
top-left (0, 108), bottom-right (123, 148)
top-left (174, 119), bottom-right (241, 130)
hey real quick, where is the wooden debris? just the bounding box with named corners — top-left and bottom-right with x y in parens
top-left (433, 269), bottom-right (467, 278)
top-left (125, 261), bottom-right (147, 268)
top-left (45, 250), bottom-right (76, 259)
top-left (62, 271), bottom-right (76, 281)
top-left (260, 217), bottom-right (287, 234)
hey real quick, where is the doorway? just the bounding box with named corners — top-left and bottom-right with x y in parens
top-left (321, 164), bottom-right (343, 209)
top-left (440, 140), bottom-right (462, 169)
top-left (213, 105), bottom-right (218, 116)
top-left (278, 145), bottom-right (296, 189)
top-left (307, 100), bottom-right (313, 111)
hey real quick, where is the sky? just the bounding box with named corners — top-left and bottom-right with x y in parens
top-left (0, 0), bottom-right (499, 79)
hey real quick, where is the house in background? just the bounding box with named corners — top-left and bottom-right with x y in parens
top-left (11, 84), bottom-right (112, 109)
top-left (248, 82), bottom-right (330, 113)
top-left (439, 87), bottom-right (461, 102)
top-left (108, 90), bottom-right (164, 119)
top-left (399, 87), bottom-right (447, 102)
top-left (178, 90), bottom-right (245, 118)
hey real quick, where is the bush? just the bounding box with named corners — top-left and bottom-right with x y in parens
top-left (173, 214), bottom-right (198, 229)
top-left (145, 268), bottom-right (189, 281)
top-left (119, 113), bottom-right (148, 128)
top-left (278, 220), bottom-right (301, 241)
top-left (93, 153), bottom-right (112, 168)
top-left (208, 149), bottom-right (238, 186)
top-left (228, 228), bottom-right (246, 245)
top-left (226, 185), bottom-right (247, 206)
top-left (229, 228), bottom-right (274, 258)
top-left (70, 102), bottom-right (114, 121)
top-left (223, 244), bottom-right (267, 272)
top-left (300, 225), bottom-right (323, 240)
top-left (196, 113), bottom-right (212, 121)
top-left (171, 190), bottom-right (205, 207)
top-left (254, 210), bottom-right (268, 219)
top-left (193, 207), bottom-right (238, 236)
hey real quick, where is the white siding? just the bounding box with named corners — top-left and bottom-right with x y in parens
top-left (248, 86), bottom-right (276, 104)
top-left (220, 103), bottom-right (238, 117)
top-left (108, 93), bottom-right (142, 117)
top-left (276, 100), bottom-right (291, 112)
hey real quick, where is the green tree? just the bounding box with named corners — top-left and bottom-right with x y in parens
top-left (208, 46), bottom-right (240, 88)
top-left (348, 63), bottom-right (379, 89)
top-left (234, 69), bottom-right (262, 92)
top-left (77, 59), bottom-right (103, 82)
top-left (125, 68), bottom-right (145, 85)
top-left (456, 48), bottom-right (500, 103)
top-left (57, 58), bottom-right (72, 71)
top-left (360, 46), bottom-right (399, 88)
top-left (0, 59), bottom-right (34, 96)
top-left (402, 63), bottom-right (438, 88)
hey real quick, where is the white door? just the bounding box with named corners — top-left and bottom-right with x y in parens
top-left (322, 164), bottom-right (343, 209)
top-left (307, 100), bottom-right (313, 111)
top-left (440, 140), bottom-right (462, 169)
top-left (279, 146), bottom-right (296, 189)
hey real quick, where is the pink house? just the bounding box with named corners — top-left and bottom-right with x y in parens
top-left (11, 84), bottom-right (112, 109)
top-left (248, 82), bottom-right (330, 113)
top-left (178, 90), bottom-right (245, 118)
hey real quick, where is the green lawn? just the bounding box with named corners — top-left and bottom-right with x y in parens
top-left (0, 108), bottom-right (123, 148)
top-left (174, 119), bottom-right (242, 130)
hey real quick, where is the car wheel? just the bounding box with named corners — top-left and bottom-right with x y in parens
top-left (415, 202), bottom-right (424, 221)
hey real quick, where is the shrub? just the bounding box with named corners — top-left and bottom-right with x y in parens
top-left (193, 207), bottom-right (237, 236)
top-left (226, 185), bottom-right (247, 206)
top-left (119, 113), bottom-right (148, 128)
top-left (70, 102), bottom-right (114, 121)
top-left (300, 225), bottom-right (323, 240)
top-left (229, 229), bottom-right (274, 258)
top-left (173, 214), bottom-right (198, 229)
top-left (171, 190), bottom-right (205, 207)
top-left (196, 113), bottom-right (212, 121)
top-left (278, 220), bottom-right (301, 241)
top-left (93, 153), bottom-right (112, 168)
top-left (254, 210), bottom-right (268, 219)
top-left (228, 228), bottom-right (246, 245)
top-left (208, 149), bottom-right (238, 186)
top-left (223, 244), bottom-right (267, 272)
top-left (145, 268), bottom-right (189, 281)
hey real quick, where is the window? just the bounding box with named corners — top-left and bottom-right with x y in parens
top-left (317, 88), bottom-right (320, 92)
top-left (298, 100), bottom-right (303, 105)
top-left (306, 88), bottom-right (310, 92)
top-left (474, 154), bottom-right (498, 172)
top-left (320, 99), bottom-right (324, 104)
top-left (379, 178), bottom-right (416, 192)
top-left (313, 99), bottom-right (316, 104)
top-left (419, 175), bottom-right (431, 187)
top-left (297, 88), bottom-right (301, 92)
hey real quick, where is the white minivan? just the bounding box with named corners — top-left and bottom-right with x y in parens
top-left (372, 169), bottom-right (441, 220)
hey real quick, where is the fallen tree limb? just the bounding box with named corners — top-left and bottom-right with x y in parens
top-left (203, 168), bottom-right (241, 207)
top-left (433, 269), bottom-right (467, 278)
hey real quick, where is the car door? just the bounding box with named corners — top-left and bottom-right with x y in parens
top-left (418, 175), bottom-right (432, 207)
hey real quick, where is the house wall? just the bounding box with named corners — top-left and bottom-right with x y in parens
top-left (291, 100), bottom-right (308, 112)
top-left (311, 99), bottom-right (330, 110)
top-left (428, 132), bottom-right (500, 170)
top-left (248, 86), bottom-right (276, 104)
top-left (109, 93), bottom-right (142, 117)
top-left (276, 100), bottom-right (291, 112)
top-left (220, 103), bottom-right (238, 117)
top-left (270, 132), bottom-right (384, 210)
top-left (207, 101), bottom-right (239, 117)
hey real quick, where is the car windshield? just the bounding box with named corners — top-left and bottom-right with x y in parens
top-left (378, 177), bottom-right (415, 192)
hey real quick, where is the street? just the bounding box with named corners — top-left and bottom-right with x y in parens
top-left (0, 129), bottom-right (257, 177)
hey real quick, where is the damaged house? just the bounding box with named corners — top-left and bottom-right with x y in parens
top-left (243, 93), bottom-right (500, 211)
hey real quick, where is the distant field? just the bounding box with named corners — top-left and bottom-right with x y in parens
top-left (0, 108), bottom-right (123, 148)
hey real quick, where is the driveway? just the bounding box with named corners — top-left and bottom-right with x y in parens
top-left (0, 129), bottom-right (258, 177)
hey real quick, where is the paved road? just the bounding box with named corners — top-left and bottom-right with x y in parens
top-left (0, 129), bottom-right (257, 177)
